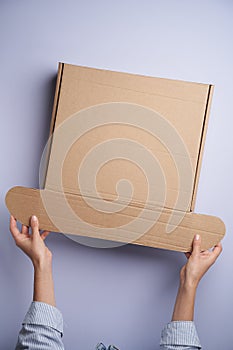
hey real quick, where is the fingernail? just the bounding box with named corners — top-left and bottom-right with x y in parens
top-left (195, 234), bottom-right (200, 241)
top-left (31, 215), bottom-right (37, 222)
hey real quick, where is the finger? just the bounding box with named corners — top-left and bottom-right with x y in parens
top-left (192, 234), bottom-right (202, 256)
top-left (30, 215), bottom-right (40, 238)
top-left (40, 231), bottom-right (50, 240)
top-left (22, 224), bottom-right (29, 236)
top-left (211, 242), bottom-right (223, 260)
top-left (9, 215), bottom-right (21, 241)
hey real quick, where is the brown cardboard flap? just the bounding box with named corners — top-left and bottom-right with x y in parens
top-left (6, 186), bottom-right (225, 252)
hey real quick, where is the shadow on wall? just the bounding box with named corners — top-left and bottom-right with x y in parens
top-left (33, 74), bottom-right (57, 189)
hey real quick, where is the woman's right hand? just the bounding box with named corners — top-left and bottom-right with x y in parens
top-left (180, 234), bottom-right (222, 289)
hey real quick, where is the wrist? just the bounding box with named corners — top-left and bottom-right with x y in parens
top-left (32, 250), bottom-right (53, 271)
top-left (33, 257), bottom-right (52, 273)
top-left (179, 278), bottom-right (198, 293)
top-left (33, 261), bottom-right (53, 284)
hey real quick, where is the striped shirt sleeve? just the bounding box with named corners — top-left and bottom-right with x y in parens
top-left (15, 301), bottom-right (64, 350)
top-left (160, 321), bottom-right (202, 349)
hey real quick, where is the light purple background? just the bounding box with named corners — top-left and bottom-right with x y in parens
top-left (0, 1), bottom-right (233, 349)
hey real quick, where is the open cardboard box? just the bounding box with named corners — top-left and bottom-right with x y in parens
top-left (5, 63), bottom-right (225, 251)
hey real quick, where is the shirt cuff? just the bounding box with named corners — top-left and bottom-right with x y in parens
top-left (22, 301), bottom-right (63, 335)
top-left (160, 321), bottom-right (201, 348)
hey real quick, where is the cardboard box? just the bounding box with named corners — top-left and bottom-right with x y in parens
top-left (5, 63), bottom-right (225, 251)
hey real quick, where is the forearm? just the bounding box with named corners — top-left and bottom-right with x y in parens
top-left (33, 261), bottom-right (56, 307)
top-left (172, 282), bottom-right (197, 321)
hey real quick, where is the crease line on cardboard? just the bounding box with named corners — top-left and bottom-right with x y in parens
top-left (74, 78), bottom-right (208, 104)
top-left (43, 187), bottom-right (192, 214)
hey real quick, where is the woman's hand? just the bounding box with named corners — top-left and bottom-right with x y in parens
top-left (10, 215), bottom-right (55, 306)
top-left (10, 215), bottom-right (51, 269)
top-left (172, 234), bottom-right (222, 321)
top-left (180, 234), bottom-right (222, 289)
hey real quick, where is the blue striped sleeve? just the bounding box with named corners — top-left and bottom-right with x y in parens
top-left (15, 301), bottom-right (65, 350)
top-left (160, 321), bottom-right (202, 349)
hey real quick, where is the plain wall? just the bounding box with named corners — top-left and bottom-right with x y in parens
top-left (0, 0), bottom-right (233, 349)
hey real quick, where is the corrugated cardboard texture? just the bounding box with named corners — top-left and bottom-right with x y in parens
top-left (45, 63), bottom-right (212, 212)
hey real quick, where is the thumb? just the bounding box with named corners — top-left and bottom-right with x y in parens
top-left (192, 234), bottom-right (201, 256)
top-left (30, 215), bottom-right (40, 238)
